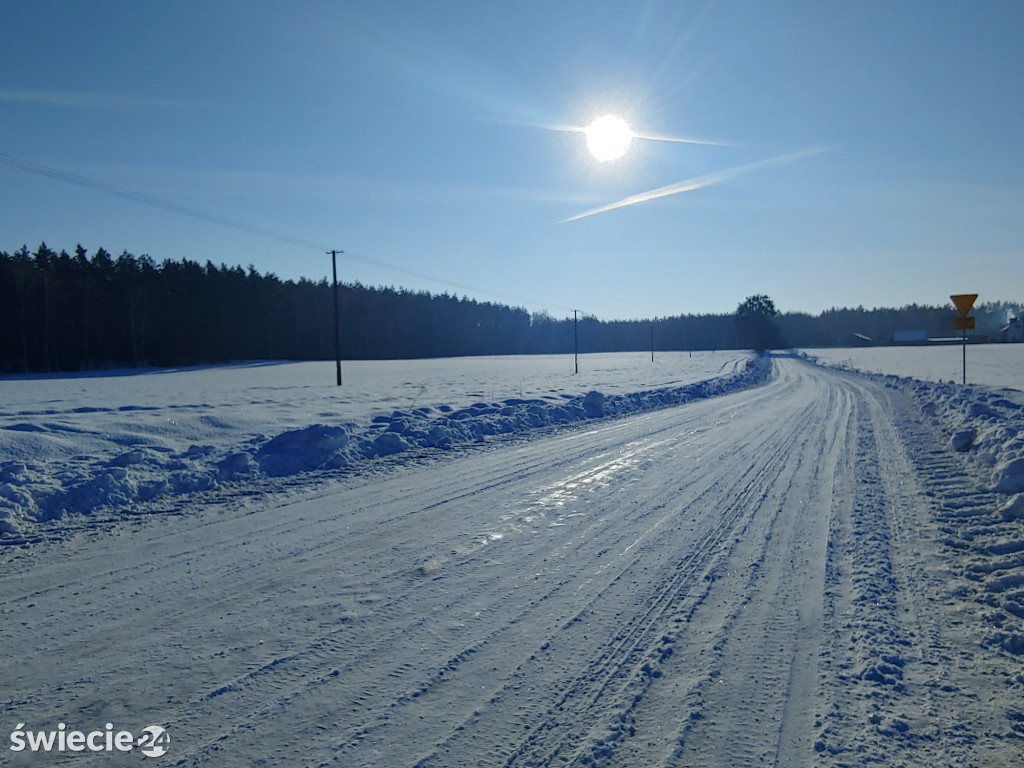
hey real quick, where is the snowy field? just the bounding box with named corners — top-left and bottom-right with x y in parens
top-left (802, 343), bottom-right (1024, 390)
top-left (0, 351), bottom-right (757, 540)
top-left (2, 352), bottom-right (1024, 766)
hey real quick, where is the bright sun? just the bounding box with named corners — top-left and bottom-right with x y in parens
top-left (584, 114), bottom-right (634, 162)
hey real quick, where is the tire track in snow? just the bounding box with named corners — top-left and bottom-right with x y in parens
top-left (336, 376), bottom-right (822, 767)
top-left (406, 362), bottom-right (847, 767)
top-left (161, 364), bottom-right (806, 765)
top-left (10, 359), bottom-right (1012, 767)
top-left (812, 382), bottom-right (915, 763)
top-left (812, 373), bottom-right (1024, 767)
top-left (12, 385), bottom-right (770, 768)
top-left (0, 359), bottom-right (826, 768)
top-left (610, 361), bottom-right (854, 768)
top-left (877, 382), bottom-right (1024, 763)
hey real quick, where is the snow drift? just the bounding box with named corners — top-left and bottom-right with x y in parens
top-left (800, 349), bottom-right (1024, 498)
top-left (0, 354), bottom-right (769, 542)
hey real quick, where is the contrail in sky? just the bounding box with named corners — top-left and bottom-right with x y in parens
top-left (558, 146), bottom-right (831, 223)
top-left (496, 118), bottom-right (732, 147)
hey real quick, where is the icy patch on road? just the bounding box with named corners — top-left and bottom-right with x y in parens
top-left (0, 356), bottom-right (770, 543)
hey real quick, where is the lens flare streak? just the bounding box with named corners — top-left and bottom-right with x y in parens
top-left (559, 146), bottom-right (830, 223)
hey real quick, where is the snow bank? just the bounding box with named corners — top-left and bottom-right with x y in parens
top-left (0, 354), bottom-right (769, 543)
top-left (801, 343), bottom-right (1024, 390)
top-left (799, 350), bottom-right (1024, 496)
top-left (799, 351), bottom-right (1024, 691)
top-left (801, 344), bottom-right (1024, 491)
top-left (902, 379), bottom-right (1024, 495)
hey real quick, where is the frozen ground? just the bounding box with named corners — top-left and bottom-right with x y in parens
top-left (0, 351), bottom-right (757, 541)
top-left (802, 343), bottom-right (1024, 390)
top-left (2, 352), bottom-right (1024, 766)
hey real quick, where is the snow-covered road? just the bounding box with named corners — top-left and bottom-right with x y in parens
top-left (2, 358), bottom-right (1022, 766)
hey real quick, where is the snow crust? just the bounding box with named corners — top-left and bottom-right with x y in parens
top-left (0, 352), bottom-right (766, 541)
top-left (915, 383), bottom-right (1023, 491)
top-left (3, 352), bottom-right (1024, 764)
top-left (802, 349), bottom-right (1024, 497)
top-left (802, 343), bottom-right (1024, 390)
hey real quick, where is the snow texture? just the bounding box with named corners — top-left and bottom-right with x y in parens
top-left (2, 350), bottom-right (1024, 766)
top-left (0, 352), bottom-right (765, 542)
top-left (804, 343), bottom-right (1024, 390)
top-left (803, 346), bottom-right (1024, 493)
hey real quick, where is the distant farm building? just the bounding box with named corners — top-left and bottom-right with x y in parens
top-left (893, 330), bottom-right (928, 343)
top-left (1000, 316), bottom-right (1024, 343)
top-left (852, 333), bottom-right (873, 346)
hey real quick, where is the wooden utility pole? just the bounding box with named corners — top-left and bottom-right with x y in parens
top-left (330, 250), bottom-right (343, 386)
top-left (574, 310), bottom-right (579, 374)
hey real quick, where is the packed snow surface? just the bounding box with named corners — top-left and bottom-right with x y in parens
top-left (2, 351), bottom-right (1024, 767)
top-left (803, 346), bottom-right (1024, 514)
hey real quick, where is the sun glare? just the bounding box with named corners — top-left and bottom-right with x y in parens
top-left (584, 114), bottom-right (633, 163)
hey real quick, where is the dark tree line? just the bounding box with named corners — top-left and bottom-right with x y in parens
top-left (0, 243), bottom-right (1020, 374)
top-left (0, 243), bottom-right (542, 372)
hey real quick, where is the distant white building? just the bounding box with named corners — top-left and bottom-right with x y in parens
top-left (1000, 315), bottom-right (1024, 343)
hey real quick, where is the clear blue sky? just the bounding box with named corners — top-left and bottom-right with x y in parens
top-left (2, 1), bottom-right (1022, 319)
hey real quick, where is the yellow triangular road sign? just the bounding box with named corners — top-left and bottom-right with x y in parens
top-left (951, 293), bottom-right (978, 318)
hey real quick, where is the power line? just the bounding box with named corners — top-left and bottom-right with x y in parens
top-left (0, 152), bottom-right (325, 251)
top-left (0, 151), bottom-right (576, 315)
top-left (340, 247), bottom-right (574, 313)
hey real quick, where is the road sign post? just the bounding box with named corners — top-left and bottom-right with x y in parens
top-left (950, 294), bottom-right (978, 386)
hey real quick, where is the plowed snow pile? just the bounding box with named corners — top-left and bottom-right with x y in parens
top-left (0, 352), bottom-right (763, 542)
top-left (806, 352), bottom-right (1024, 687)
